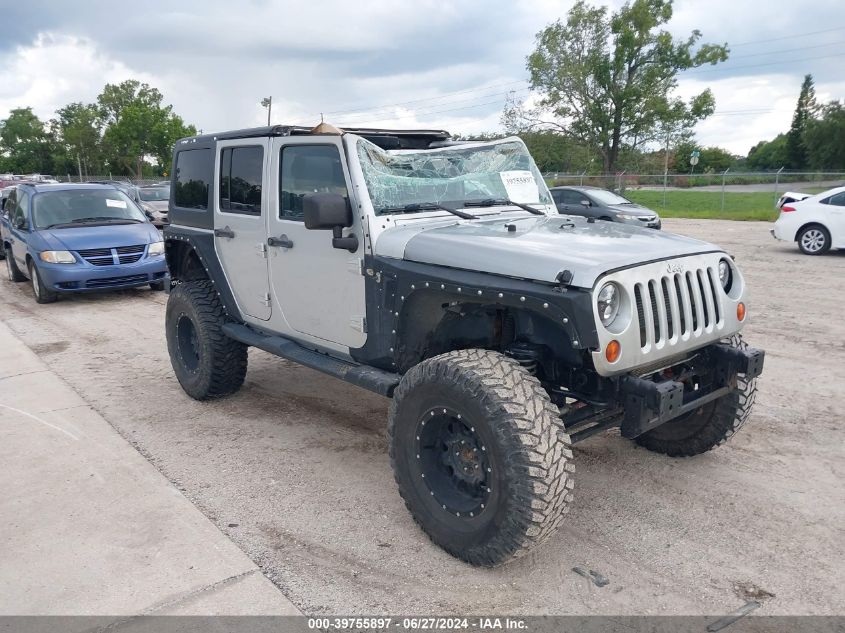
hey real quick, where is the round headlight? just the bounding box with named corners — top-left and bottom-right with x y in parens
top-left (718, 259), bottom-right (732, 291)
top-left (597, 282), bottom-right (620, 327)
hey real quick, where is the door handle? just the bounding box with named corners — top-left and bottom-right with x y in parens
top-left (214, 226), bottom-right (235, 239)
top-left (268, 234), bottom-right (294, 248)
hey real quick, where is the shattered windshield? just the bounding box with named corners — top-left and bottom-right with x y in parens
top-left (356, 138), bottom-right (552, 215)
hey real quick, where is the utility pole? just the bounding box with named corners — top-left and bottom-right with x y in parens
top-left (663, 130), bottom-right (670, 208)
top-left (261, 97), bottom-right (272, 126)
top-left (77, 154), bottom-right (83, 182)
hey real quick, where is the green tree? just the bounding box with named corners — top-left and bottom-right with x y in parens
top-left (803, 101), bottom-right (845, 170)
top-left (746, 134), bottom-right (788, 170)
top-left (51, 102), bottom-right (103, 178)
top-left (505, 0), bottom-right (728, 172)
top-left (98, 80), bottom-right (196, 177)
top-left (0, 107), bottom-right (56, 174)
top-left (785, 74), bottom-right (817, 170)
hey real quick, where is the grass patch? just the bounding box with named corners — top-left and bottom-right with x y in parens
top-left (624, 190), bottom-right (779, 221)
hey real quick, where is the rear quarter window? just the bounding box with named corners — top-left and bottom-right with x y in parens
top-left (174, 149), bottom-right (212, 210)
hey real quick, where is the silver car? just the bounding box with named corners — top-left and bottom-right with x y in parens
top-left (551, 185), bottom-right (661, 229)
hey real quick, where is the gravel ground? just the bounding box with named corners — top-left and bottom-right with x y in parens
top-left (1, 219), bottom-right (842, 616)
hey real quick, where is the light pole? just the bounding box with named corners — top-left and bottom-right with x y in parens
top-left (261, 96), bottom-right (272, 126)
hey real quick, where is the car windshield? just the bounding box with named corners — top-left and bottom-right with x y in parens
top-left (32, 189), bottom-right (147, 228)
top-left (357, 138), bottom-right (552, 215)
top-left (587, 189), bottom-right (632, 205)
top-left (138, 187), bottom-right (169, 202)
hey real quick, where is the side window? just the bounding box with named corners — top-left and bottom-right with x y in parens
top-left (5, 190), bottom-right (17, 218)
top-left (551, 190), bottom-right (564, 204)
top-left (14, 191), bottom-right (29, 226)
top-left (280, 145), bottom-right (348, 221)
top-left (562, 190), bottom-right (584, 205)
top-left (825, 192), bottom-right (845, 207)
top-left (219, 146), bottom-right (264, 215)
top-left (174, 149), bottom-right (212, 209)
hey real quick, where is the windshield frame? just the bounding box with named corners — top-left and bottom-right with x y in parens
top-left (31, 188), bottom-right (148, 229)
top-left (354, 136), bottom-right (554, 217)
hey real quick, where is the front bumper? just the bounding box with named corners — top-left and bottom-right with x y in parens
top-left (38, 255), bottom-right (168, 292)
top-left (618, 343), bottom-right (764, 439)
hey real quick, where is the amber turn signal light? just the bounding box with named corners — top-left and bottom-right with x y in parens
top-left (605, 340), bottom-right (621, 363)
top-left (737, 302), bottom-right (746, 321)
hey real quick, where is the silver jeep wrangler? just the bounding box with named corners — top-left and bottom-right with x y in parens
top-left (163, 124), bottom-right (764, 566)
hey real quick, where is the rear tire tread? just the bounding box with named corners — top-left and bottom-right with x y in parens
top-left (166, 279), bottom-right (247, 400)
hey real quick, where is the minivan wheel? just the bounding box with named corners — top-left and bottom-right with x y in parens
top-left (165, 279), bottom-right (248, 400)
top-left (388, 349), bottom-right (574, 566)
top-left (28, 260), bottom-right (57, 303)
top-left (797, 224), bottom-right (830, 255)
top-left (150, 280), bottom-right (165, 291)
top-left (5, 247), bottom-right (25, 282)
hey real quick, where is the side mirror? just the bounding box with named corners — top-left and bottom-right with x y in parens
top-left (303, 193), bottom-right (358, 252)
top-left (303, 193), bottom-right (352, 229)
top-left (580, 199), bottom-right (591, 207)
top-left (13, 215), bottom-right (27, 230)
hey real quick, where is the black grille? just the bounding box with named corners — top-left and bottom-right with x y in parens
top-left (116, 245), bottom-right (145, 264)
top-left (85, 274), bottom-right (148, 288)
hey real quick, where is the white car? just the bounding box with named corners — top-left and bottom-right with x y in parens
top-left (772, 185), bottom-right (845, 255)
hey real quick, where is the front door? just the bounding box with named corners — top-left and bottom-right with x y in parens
top-left (214, 139), bottom-right (272, 321)
top-left (267, 137), bottom-right (366, 349)
top-left (9, 190), bottom-right (30, 272)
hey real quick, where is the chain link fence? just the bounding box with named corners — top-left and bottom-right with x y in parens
top-left (542, 171), bottom-right (845, 211)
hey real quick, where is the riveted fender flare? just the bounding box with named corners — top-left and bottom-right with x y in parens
top-left (163, 225), bottom-right (242, 322)
top-left (350, 255), bottom-right (599, 372)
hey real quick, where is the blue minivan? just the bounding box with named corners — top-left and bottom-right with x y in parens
top-left (0, 183), bottom-right (167, 303)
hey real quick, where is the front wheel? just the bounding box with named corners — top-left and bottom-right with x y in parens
top-left (165, 279), bottom-right (248, 400)
top-left (635, 334), bottom-right (757, 457)
top-left (28, 260), bottom-right (57, 303)
top-left (389, 349), bottom-right (574, 566)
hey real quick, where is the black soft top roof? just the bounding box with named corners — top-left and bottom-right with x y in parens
top-left (180, 125), bottom-right (452, 150)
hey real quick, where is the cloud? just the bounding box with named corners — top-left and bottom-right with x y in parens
top-left (1, 0), bottom-right (843, 158)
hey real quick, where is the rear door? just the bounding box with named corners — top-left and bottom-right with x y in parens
top-left (821, 191), bottom-right (845, 243)
top-left (213, 139), bottom-right (272, 321)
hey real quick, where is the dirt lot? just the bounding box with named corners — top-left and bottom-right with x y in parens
top-left (1, 219), bottom-right (842, 616)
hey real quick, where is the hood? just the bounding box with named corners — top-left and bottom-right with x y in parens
top-left (375, 214), bottom-right (718, 288)
top-left (37, 222), bottom-right (161, 252)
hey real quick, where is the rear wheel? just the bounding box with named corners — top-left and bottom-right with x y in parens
top-left (28, 260), bottom-right (57, 304)
top-left (389, 349), bottom-right (574, 566)
top-left (165, 279), bottom-right (247, 399)
top-left (634, 335), bottom-right (756, 457)
top-left (797, 224), bottom-right (830, 255)
top-left (5, 247), bottom-right (25, 282)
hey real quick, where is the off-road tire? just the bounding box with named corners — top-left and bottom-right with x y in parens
top-left (634, 334), bottom-right (757, 457)
top-left (796, 224), bottom-right (831, 255)
top-left (389, 349), bottom-right (574, 566)
top-left (28, 260), bottom-right (57, 304)
top-left (165, 279), bottom-right (247, 400)
top-left (5, 247), bottom-right (25, 281)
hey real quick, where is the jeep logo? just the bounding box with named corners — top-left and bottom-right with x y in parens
top-left (667, 262), bottom-right (684, 274)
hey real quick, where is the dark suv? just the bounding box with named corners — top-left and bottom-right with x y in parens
top-left (550, 186), bottom-right (661, 229)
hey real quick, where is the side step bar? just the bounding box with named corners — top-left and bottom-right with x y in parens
top-left (221, 323), bottom-right (400, 397)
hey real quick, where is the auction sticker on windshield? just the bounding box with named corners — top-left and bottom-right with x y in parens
top-left (106, 199), bottom-right (127, 208)
top-left (500, 170), bottom-right (539, 203)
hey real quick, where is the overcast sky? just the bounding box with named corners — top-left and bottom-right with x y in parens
top-left (1, 0), bottom-right (843, 160)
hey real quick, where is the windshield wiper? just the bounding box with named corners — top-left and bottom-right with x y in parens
top-left (70, 216), bottom-right (140, 224)
top-left (463, 198), bottom-right (545, 216)
top-left (382, 203), bottom-right (478, 220)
